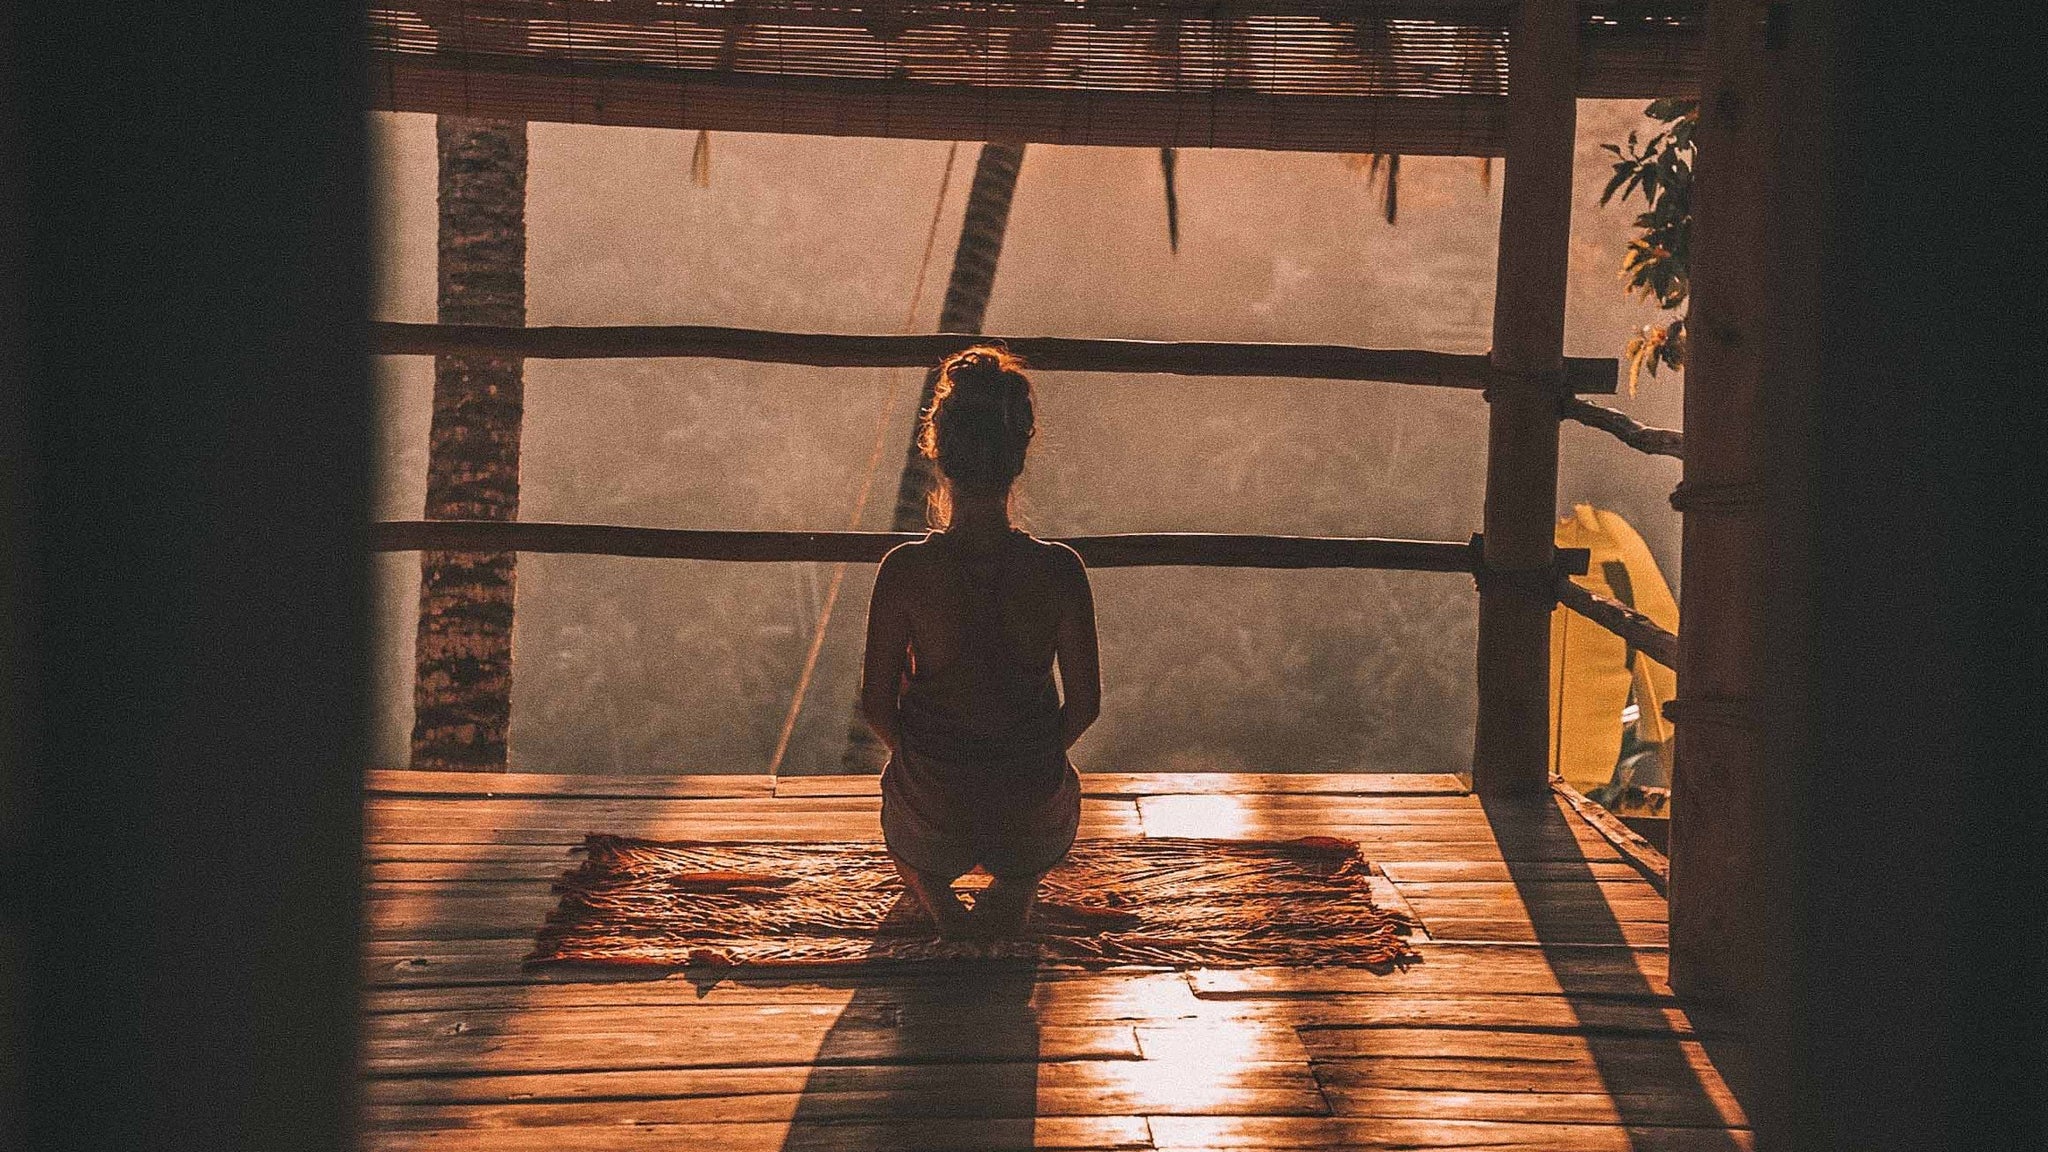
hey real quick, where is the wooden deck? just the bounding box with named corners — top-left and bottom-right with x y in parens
top-left (360, 771), bottom-right (1751, 1151)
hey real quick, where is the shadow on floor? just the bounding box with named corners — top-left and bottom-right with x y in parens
top-left (778, 893), bottom-right (1046, 1151)
top-left (1479, 790), bottom-right (1751, 1143)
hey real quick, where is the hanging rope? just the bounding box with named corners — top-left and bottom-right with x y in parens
top-left (764, 142), bottom-right (960, 780)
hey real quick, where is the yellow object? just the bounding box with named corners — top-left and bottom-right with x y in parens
top-left (1549, 505), bottom-right (1679, 809)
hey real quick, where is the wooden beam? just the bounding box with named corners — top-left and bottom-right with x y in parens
top-left (1472, 0), bottom-right (1579, 797)
top-left (371, 53), bottom-right (1511, 157)
top-left (1554, 578), bottom-right (1680, 669)
top-left (1553, 777), bottom-right (1672, 895)
top-left (1577, 16), bottom-right (1706, 100)
top-left (366, 21), bottom-right (1700, 155)
top-left (369, 520), bottom-right (1487, 572)
top-left (370, 322), bottom-right (1620, 394)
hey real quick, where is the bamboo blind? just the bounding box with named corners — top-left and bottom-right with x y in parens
top-left (368, 1), bottom-right (1702, 154)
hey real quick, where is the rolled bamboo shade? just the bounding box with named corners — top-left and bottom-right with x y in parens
top-left (369, 1), bottom-right (1702, 154)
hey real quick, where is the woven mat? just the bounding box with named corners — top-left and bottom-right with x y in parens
top-left (529, 834), bottom-right (1416, 970)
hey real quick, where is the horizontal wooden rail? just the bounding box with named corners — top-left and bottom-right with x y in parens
top-left (374, 55), bottom-right (1512, 157)
top-left (370, 520), bottom-right (1492, 572)
top-left (1561, 397), bottom-right (1684, 458)
top-left (1554, 576), bottom-right (1679, 669)
top-left (371, 322), bottom-right (1620, 395)
top-left (1552, 777), bottom-right (1670, 893)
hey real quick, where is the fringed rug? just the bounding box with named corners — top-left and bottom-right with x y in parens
top-left (528, 835), bottom-right (1416, 970)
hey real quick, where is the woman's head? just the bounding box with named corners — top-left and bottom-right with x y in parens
top-left (919, 345), bottom-right (1036, 526)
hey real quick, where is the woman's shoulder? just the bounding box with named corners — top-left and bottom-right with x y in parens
top-left (1013, 533), bottom-right (1086, 577)
top-left (875, 533), bottom-right (945, 582)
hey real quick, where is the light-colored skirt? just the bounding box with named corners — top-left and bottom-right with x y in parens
top-left (880, 746), bottom-right (1081, 879)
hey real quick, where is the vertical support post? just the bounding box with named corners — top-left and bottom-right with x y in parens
top-left (1667, 0), bottom-right (1780, 1012)
top-left (1473, 0), bottom-right (1578, 796)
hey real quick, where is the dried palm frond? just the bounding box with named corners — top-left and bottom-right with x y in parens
top-left (1160, 147), bottom-right (1180, 253)
top-left (690, 129), bottom-right (711, 188)
top-left (1344, 152), bottom-right (1402, 224)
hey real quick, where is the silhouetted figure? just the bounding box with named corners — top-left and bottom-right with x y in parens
top-left (859, 348), bottom-right (1101, 937)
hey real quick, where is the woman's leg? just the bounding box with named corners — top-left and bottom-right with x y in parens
top-left (889, 852), bottom-right (976, 937)
top-left (973, 764), bottom-right (1079, 934)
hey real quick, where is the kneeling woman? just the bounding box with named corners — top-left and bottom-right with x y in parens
top-left (859, 347), bottom-right (1101, 936)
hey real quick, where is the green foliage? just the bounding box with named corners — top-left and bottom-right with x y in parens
top-left (1600, 98), bottom-right (1696, 391)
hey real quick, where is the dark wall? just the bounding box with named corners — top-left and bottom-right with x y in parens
top-left (1724, 1), bottom-right (2046, 1148)
top-left (3, 7), bottom-right (372, 1152)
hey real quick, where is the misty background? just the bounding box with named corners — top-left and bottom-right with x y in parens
top-left (368, 100), bottom-right (1685, 776)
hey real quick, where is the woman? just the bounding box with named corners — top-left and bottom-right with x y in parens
top-left (859, 347), bottom-right (1101, 937)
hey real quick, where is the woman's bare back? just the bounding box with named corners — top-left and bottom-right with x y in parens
top-left (895, 529), bottom-right (1066, 681)
top-left (862, 528), bottom-right (1099, 755)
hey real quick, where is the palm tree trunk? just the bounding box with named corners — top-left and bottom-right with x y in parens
top-left (410, 117), bottom-right (527, 771)
top-left (884, 141), bottom-right (1028, 531)
top-left (839, 141), bottom-right (1026, 771)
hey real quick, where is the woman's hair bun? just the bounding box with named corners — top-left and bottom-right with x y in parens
top-left (918, 345), bottom-right (1036, 495)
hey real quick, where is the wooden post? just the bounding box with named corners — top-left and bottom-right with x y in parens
top-left (1472, 0), bottom-right (1578, 796)
top-left (1665, 0), bottom-right (1781, 1014)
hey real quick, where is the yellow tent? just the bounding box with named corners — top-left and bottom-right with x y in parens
top-left (1549, 505), bottom-right (1678, 814)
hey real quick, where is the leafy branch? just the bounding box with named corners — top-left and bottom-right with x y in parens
top-left (1600, 97), bottom-right (1695, 392)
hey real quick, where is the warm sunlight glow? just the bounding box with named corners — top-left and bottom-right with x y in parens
top-left (1137, 795), bottom-right (1257, 838)
top-left (1123, 1015), bottom-right (1299, 1115)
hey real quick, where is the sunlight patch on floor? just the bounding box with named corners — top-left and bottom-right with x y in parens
top-left (1136, 793), bottom-right (1258, 838)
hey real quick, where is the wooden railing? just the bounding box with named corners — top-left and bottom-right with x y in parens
top-left (374, 316), bottom-right (1659, 790)
top-left (1554, 575), bottom-right (1679, 669)
top-left (371, 520), bottom-right (1603, 575)
top-left (371, 322), bottom-right (1621, 395)
top-left (1560, 396), bottom-right (1684, 459)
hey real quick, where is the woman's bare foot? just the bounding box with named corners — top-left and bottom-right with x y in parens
top-left (972, 873), bottom-right (1042, 935)
top-left (890, 855), bottom-right (976, 938)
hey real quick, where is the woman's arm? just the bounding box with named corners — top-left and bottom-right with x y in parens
top-left (1052, 546), bottom-right (1101, 750)
top-left (859, 549), bottom-right (914, 755)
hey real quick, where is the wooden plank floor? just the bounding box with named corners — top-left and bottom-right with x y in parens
top-left (359, 771), bottom-right (1751, 1151)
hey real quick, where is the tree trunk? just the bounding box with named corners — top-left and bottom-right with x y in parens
top-left (885, 141), bottom-right (1028, 531)
top-left (410, 117), bottom-right (527, 771)
top-left (840, 141), bottom-right (1026, 771)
